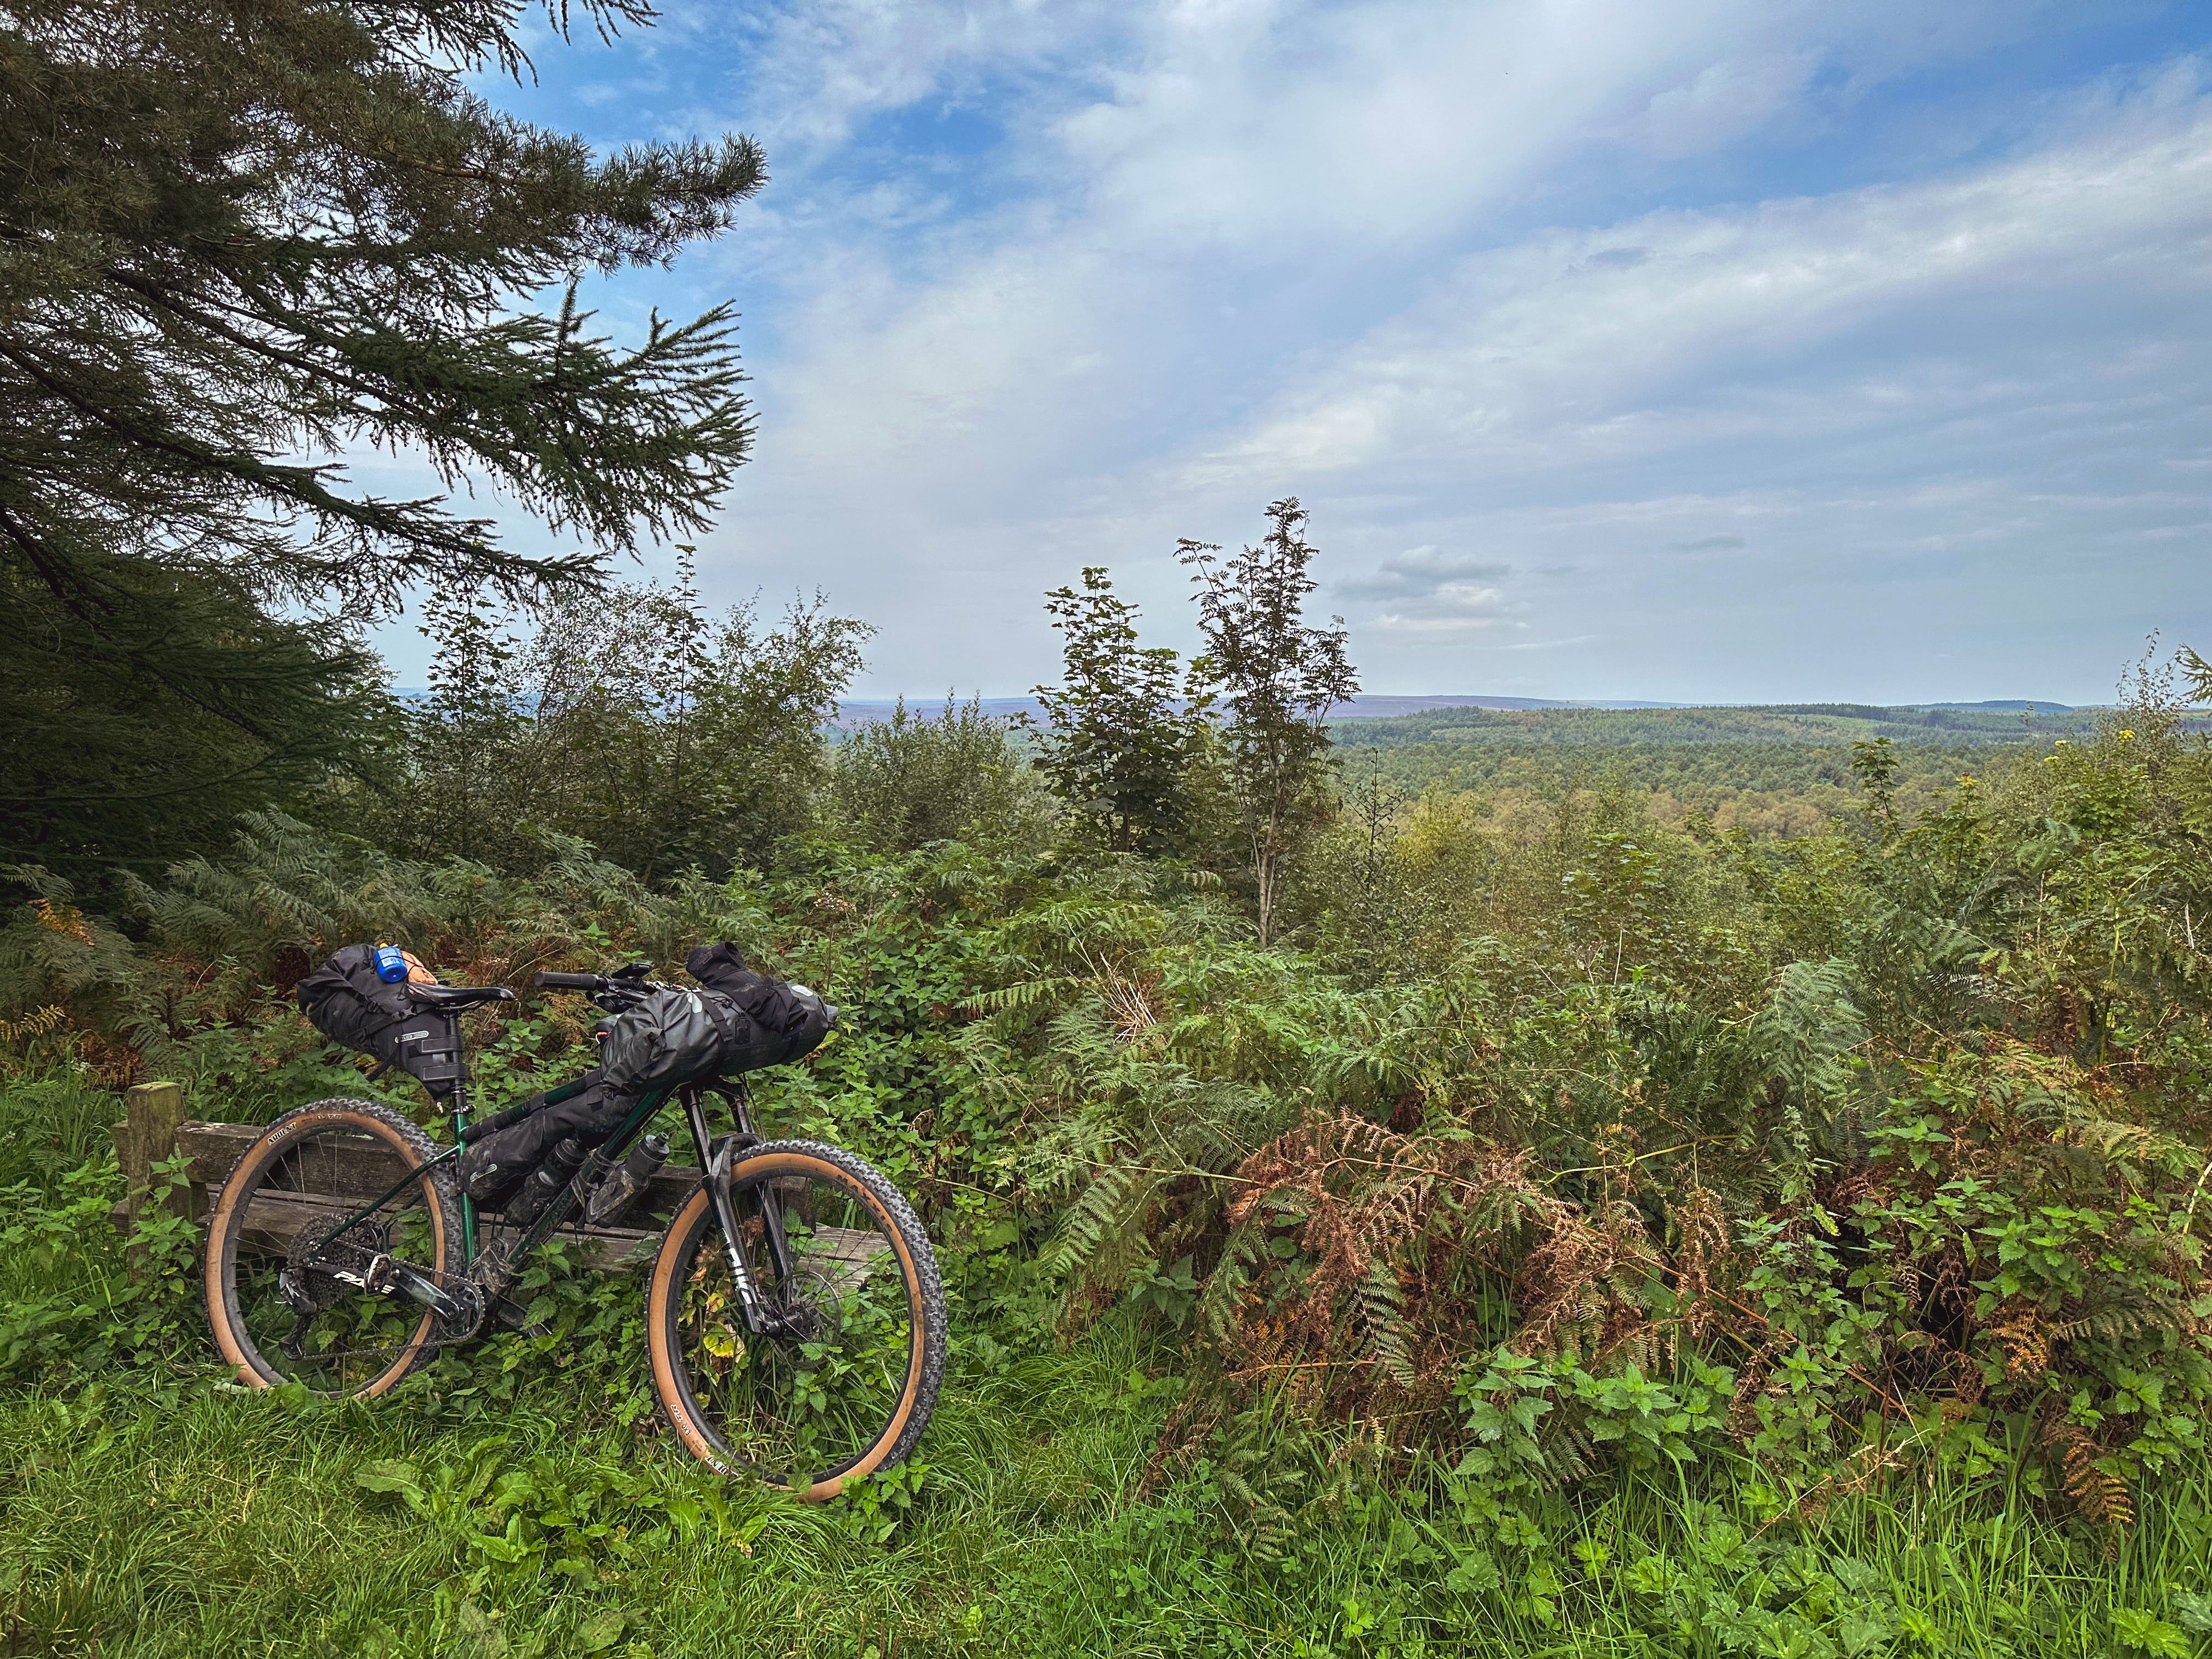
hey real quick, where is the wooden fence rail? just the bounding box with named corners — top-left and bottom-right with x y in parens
top-left (108, 1083), bottom-right (890, 1287)
top-left (109, 1082), bottom-right (692, 1271)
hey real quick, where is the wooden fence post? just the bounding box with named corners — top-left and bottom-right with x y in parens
top-left (110, 1081), bottom-right (193, 1264)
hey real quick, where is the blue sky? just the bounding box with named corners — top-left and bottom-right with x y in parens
top-left (378, 1), bottom-right (2211, 703)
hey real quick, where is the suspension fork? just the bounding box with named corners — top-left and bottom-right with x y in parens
top-left (679, 1083), bottom-right (800, 1337)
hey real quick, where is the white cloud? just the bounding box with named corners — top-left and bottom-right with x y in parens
top-left (1202, 78), bottom-right (2212, 489)
top-left (1639, 52), bottom-right (1816, 158)
top-left (1339, 546), bottom-right (1513, 601)
top-left (1372, 584), bottom-right (1513, 633)
top-left (442, 5), bottom-right (2212, 704)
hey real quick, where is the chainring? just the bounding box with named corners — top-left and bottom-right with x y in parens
top-left (279, 1211), bottom-right (484, 1348)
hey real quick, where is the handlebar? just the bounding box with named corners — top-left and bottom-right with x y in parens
top-left (534, 972), bottom-right (607, 991)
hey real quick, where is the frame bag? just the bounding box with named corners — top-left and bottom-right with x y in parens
top-left (456, 1074), bottom-right (632, 1209)
top-left (295, 944), bottom-right (464, 1098)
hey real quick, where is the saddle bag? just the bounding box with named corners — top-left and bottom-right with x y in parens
top-left (295, 944), bottom-right (465, 1098)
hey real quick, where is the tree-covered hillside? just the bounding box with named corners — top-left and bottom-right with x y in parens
top-left (1335, 701), bottom-right (2109, 748)
top-left (1326, 699), bottom-right (2212, 840)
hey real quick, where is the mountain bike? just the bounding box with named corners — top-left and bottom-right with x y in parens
top-left (202, 969), bottom-right (946, 1498)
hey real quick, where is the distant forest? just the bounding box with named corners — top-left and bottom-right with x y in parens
top-left (1329, 700), bottom-right (2210, 839)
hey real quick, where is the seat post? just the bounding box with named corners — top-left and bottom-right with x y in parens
top-left (449, 1071), bottom-right (478, 1263)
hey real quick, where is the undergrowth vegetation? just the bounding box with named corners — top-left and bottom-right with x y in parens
top-left (4, 652), bottom-right (2212, 1656)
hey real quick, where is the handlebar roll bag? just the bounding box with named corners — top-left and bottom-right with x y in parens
top-left (684, 943), bottom-right (833, 1071)
top-left (598, 986), bottom-right (744, 1094)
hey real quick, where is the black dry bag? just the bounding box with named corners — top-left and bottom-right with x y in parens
top-left (597, 985), bottom-right (744, 1094)
top-left (295, 944), bottom-right (464, 1097)
top-left (685, 943), bottom-right (833, 1072)
top-left (455, 1073), bottom-right (635, 1210)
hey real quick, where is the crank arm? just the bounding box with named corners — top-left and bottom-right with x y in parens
top-left (318, 1254), bottom-right (466, 1322)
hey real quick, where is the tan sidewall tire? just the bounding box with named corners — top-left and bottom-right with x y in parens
top-left (646, 1145), bottom-right (943, 1501)
top-left (204, 1099), bottom-right (452, 1398)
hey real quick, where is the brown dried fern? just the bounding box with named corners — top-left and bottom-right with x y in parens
top-left (0, 1004), bottom-right (66, 1043)
top-left (31, 898), bottom-right (94, 946)
top-left (2044, 1419), bottom-right (2134, 1531)
top-left (1982, 1297), bottom-right (2053, 1384)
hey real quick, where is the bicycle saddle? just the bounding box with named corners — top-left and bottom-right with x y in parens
top-left (405, 983), bottom-right (516, 1009)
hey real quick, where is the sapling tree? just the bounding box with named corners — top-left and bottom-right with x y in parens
top-left (1849, 736), bottom-right (1901, 842)
top-left (1180, 499), bottom-right (1359, 945)
top-left (410, 584), bottom-right (529, 867)
top-left (1030, 568), bottom-right (1209, 853)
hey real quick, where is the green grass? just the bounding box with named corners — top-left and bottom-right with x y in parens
top-left (8, 1352), bottom-right (2212, 1657)
top-left (7, 1076), bottom-right (2212, 1658)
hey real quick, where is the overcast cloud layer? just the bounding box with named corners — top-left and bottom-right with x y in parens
top-left (403, 1), bottom-right (2211, 702)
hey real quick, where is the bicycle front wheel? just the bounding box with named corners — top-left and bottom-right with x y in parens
top-left (646, 1140), bottom-right (946, 1498)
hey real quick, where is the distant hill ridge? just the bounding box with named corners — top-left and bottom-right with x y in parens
top-left (1329, 701), bottom-right (2140, 753)
top-left (391, 688), bottom-right (2099, 737)
top-left (824, 694), bottom-right (2082, 728)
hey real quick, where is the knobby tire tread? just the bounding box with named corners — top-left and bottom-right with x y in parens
top-left (646, 1138), bottom-right (947, 1500)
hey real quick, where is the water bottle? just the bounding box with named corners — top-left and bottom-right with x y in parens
top-left (373, 944), bottom-right (410, 984)
top-left (505, 1137), bottom-right (588, 1229)
top-left (587, 1133), bottom-right (670, 1226)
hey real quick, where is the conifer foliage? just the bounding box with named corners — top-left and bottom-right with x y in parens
top-left (0, 0), bottom-right (767, 874)
top-left (0, 0), bottom-right (765, 612)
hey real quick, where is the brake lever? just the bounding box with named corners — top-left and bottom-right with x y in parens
top-left (588, 980), bottom-right (675, 1015)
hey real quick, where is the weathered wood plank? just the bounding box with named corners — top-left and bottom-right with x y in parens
top-left (178, 1120), bottom-right (698, 1216)
top-left (228, 1188), bottom-right (664, 1273)
top-left (157, 1118), bottom-right (899, 1290)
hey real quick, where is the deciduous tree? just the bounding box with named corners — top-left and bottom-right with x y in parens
top-left (1030, 568), bottom-right (1208, 853)
top-left (1180, 499), bottom-right (1359, 945)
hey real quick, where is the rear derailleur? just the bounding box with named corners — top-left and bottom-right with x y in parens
top-left (275, 1232), bottom-right (532, 1358)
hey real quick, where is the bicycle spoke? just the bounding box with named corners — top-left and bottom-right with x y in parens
top-left (219, 1120), bottom-right (449, 1395)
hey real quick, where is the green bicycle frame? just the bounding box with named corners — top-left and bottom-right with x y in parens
top-left (306, 1070), bottom-right (777, 1313)
top-left (310, 1074), bottom-right (670, 1268)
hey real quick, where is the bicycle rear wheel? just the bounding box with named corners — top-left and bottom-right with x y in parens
top-left (646, 1140), bottom-right (946, 1498)
top-left (205, 1098), bottom-right (460, 1397)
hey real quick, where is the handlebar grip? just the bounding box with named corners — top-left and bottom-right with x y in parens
top-left (534, 972), bottom-right (603, 991)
